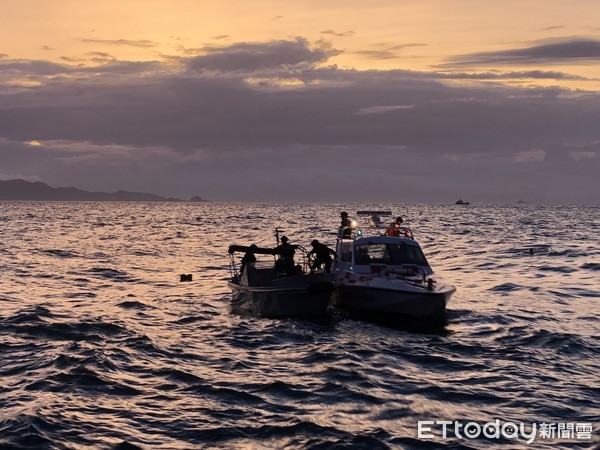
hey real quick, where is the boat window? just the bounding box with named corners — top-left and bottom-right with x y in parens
top-left (355, 243), bottom-right (428, 266)
top-left (355, 244), bottom-right (386, 264)
top-left (388, 243), bottom-right (428, 265)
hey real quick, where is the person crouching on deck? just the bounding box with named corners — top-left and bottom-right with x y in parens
top-left (308, 240), bottom-right (337, 273)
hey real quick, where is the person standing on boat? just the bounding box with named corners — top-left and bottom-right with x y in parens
top-left (240, 244), bottom-right (257, 273)
top-left (385, 216), bottom-right (404, 237)
top-left (274, 236), bottom-right (298, 275)
top-left (339, 211), bottom-right (354, 238)
top-left (308, 240), bottom-right (337, 273)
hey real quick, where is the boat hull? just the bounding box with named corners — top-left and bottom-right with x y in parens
top-left (228, 277), bottom-right (334, 319)
top-left (333, 278), bottom-right (456, 326)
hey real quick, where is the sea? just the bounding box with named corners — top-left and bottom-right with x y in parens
top-left (0, 202), bottom-right (598, 450)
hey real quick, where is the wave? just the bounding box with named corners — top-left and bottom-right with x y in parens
top-left (581, 262), bottom-right (600, 270)
top-left (5, 319), bottom-right (127, 342)
top-left (41, 249), bottom-right (79, 258)
top-left (88, 267), bottom-right (138, 282)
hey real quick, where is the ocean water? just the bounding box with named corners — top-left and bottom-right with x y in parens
top-left (0, 202), bottom-right (598, 449)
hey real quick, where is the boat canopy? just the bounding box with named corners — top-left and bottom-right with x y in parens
top-left (356, 210), bottom-right (392, 216)
top-left (228, 245), bottom-right (277, 255)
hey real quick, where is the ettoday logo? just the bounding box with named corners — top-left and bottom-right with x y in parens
top-left (417, 420), bottom-right (594, 444)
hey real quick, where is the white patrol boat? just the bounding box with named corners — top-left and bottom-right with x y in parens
top-left (332, 212), bottom-right (456, 325)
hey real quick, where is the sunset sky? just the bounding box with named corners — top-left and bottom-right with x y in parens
top-left (1, 0), bottom-right (599, 203)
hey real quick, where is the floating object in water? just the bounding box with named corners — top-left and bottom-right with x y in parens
top-left (180, 274), bottom-right (193, 282)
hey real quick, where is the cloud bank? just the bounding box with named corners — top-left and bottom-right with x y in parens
top-left (1, 38), bottom-right (599, 204)
top-left (442, 37), bottom-right (600, 67)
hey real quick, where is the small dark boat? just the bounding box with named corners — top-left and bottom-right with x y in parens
top-left (455, 198), bottom-right (470, 205)
top-left (227, 244), bottom-right (335, 318)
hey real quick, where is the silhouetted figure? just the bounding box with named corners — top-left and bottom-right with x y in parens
top-left (309, 240), bottom-right (337, 273)
top-left (274, 236), bottom-right (298, 275)
top-left (240, 244), bottom-right (257, 273)
top-left (339, 211), bottom-right (354, 238)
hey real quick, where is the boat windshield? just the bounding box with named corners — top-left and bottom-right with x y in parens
top-left (355, 243), bottom-right (428, 266)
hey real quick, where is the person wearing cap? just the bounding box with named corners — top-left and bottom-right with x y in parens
top-left (308, 239), bottom-right (337, 273)
top-left (274, 236), bottom-right (298, 275)
top-left (385, 216), bottom-right (404, 237)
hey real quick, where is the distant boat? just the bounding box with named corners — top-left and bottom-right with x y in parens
top-left (455, 198), bottom-right (470, 205)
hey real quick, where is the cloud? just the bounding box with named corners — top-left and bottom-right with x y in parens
top-left (355, 50), bottom-right (400, 60)
top-left (431, 70), bottom-right (589, 81)
top-left (321, 30), bottom-right (354, 37)
top-left (0, 38), bottom-right (599, 203)
top-left (356, 43), bottom-right (427, 60)
top-left (186, 38), bottom-right (340, 72)
top-left (355, 105), bottom-right (415, 115)
top-left (569, 151), bottom-right (596, 161)
top-left (515, 149), bottom-right (547, 163)
top-left (442, 38), bottom-right (600, 67)
top-left (0, 59), bottom-right (75, 76)
top-left (82, 38), bottom-right (157, 49)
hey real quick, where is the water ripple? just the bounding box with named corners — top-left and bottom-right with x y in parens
top-left (0, 202), bottom-right (598, 449)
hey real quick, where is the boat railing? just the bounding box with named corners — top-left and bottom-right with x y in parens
top-left (228, 244), bottom-right (312, 279)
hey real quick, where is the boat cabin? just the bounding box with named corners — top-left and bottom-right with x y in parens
top-left (334, 236), bottom-right (433, 275)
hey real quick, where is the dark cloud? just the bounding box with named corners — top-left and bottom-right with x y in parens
top-left (442, 38), bottom-right (600, 67)
top-left (0, 38), bottom-right (599, 204)
top-left (432, 70), bottom-right (589, 81)
top-left (0, 59), bottom-right (74, 76)
top-left (186, 38), bottom-right (340, 72)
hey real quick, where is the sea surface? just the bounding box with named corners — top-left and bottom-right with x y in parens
top-left (0, 202), bottom-right (598, 449)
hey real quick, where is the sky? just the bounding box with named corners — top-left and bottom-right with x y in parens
top-left (1, 0), bottom-right (600, 204)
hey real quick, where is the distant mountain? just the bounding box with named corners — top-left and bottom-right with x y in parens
top-left (0, 179), bottom-right (200, 202)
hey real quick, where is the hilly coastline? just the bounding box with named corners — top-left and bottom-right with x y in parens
top-left (0, 179), bottom-right (205, 202)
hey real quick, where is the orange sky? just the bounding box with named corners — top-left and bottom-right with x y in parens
top-left (3, 0), bottom-right (600, 89)
top-left (2, 1), bottom-right (600, 203)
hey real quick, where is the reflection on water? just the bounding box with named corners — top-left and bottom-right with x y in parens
top-left (0, 202), bottom-right (598, 449)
